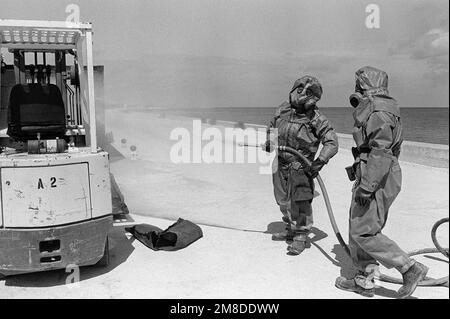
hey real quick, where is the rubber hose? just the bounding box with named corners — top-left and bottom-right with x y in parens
top-left (432, 218), bottom-right (449, 258)
top-left (278, 146), bottom-right (449, 287)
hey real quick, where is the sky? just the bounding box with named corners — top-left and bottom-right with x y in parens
top-left (1, 0), bottom-right (449, 107)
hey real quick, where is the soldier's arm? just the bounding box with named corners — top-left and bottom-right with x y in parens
top-left (266, 110), bottom-right (277, 142)
top-left (360, 111), bottom-right (396, 192)
top-left (266, 101), bottom-right (289, 141)
top-left (315, 115), bottom-right (339, 163)
top-left (267, 113), bottom-right (277, 131)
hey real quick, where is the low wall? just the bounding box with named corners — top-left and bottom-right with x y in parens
top-left (336, 133), bottom-right (449, 168)
top-left (148, 111), bottom-right (449, 169)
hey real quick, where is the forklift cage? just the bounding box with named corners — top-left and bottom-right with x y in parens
top-left (0, 19), bottom-right (98, 153)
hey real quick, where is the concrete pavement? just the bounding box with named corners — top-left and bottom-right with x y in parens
top-left (1, 108), bottom-right (448, 299)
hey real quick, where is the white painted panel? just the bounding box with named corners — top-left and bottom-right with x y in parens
top-left (1, 163), bottom-right (91, 227)
top-left (89, 152), bottom-right (112, 218)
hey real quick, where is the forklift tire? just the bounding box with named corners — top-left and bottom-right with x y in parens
top-left (96, 237), bottom-right (110, 267)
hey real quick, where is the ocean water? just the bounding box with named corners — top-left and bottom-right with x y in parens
top-left (158, 107), bottom-right (449, 145)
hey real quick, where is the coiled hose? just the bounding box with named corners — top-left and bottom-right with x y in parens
top-left (279, 146), bottom-right (449, 287)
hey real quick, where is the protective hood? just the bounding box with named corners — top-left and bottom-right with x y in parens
top-left (290, 75), bottom-right (323, 99)
top-left (351, 66), bottom-right (399, 126)
top-left (289, 75), bottom-right (322, 113)
top-left (355, 66), bottom-right (389, 96)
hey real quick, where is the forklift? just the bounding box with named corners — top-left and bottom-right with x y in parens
top-left (0, 19), bottom-right (112, 277)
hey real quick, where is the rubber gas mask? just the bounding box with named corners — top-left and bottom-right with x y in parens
top-left (349, 87), bottom-right (389, 108)
top-left (349, 92), bottom-right (364, 108)
top-left (290, 83), bottom-right (319, 113)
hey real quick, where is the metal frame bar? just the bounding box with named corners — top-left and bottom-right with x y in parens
top-left (76, 34), bottom-right (91, 147)
top-left (54, 51), bottom-right (67, 113)
top-left (2, 43), bottom-right (76, 50)
top-left (1, 26), bottom-right (81, 48)
top-left (0, 19), bottom-right (92, 30)
top-left (13, 50), bottom-right (25, 83)
top-left (85, 31), bottom-right (97, 152)
top-left (0, 48), bottom-right (2, 117)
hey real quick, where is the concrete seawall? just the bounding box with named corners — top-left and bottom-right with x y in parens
top-left (336, 133), bottom-right (449, 168)
top-left (214, 120), bottom-right (449, 169)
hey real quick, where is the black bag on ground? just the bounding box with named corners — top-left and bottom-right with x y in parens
top-left (125, 218), bottom-right (203, 251)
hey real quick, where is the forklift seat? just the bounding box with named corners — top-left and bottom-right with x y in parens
top-left (7, 84), bottom-right (66, 141)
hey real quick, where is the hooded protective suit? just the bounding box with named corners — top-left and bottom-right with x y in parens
top-left (348, 66), bottom-right (415, 285)
top-left (267, 76), bottom-right (338, 238)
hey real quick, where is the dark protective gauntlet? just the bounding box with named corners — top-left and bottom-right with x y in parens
top-left (345, 165), bottom-right (356, 181)
top-left (354, 186), bottom-right (373, 206)
top-left (305, 158), bottom-right (326, 179)
top-left (351, 147), bottom-right (359, 160)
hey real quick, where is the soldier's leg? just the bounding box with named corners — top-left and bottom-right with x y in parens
top-left (272, 165), bottom-right (294, 241)
top-left (347, 199), bottom-right (381, 291)
top-left (287, 200), bottom-right (313, 255)
top-left (351, 175), bottom-right (428, 298)
top-left (272, 165), bottom-right (289, 221)
top-left (286, 165), bottom-right (315, 255)
top-left (335, 196), bottom-right (378, 297)
top-left (350, 173), bottom-right (415, 274)
top-left (348, 191), bottom-right (378, 272)
top-left (295, 200), bottom-right (313, 233)
top-left (350, 200), bottom-right (414, 272)
top-left (348, 187), bottom-right (429, 298)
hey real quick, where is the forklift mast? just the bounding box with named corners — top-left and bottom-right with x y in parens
top-left (7, 50), bottom-right (82, 126)
top-left (0, 20), bottom-right (105, 151)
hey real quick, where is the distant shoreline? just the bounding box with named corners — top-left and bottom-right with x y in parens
top-left (107, 107), bottom-right (450, 169)
top-left (111, 105), bottom-right (450, 110)
top-left (122, 106), bottom-right (449, 146)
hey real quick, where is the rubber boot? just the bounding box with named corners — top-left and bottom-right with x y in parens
top-left (397, 261), bottom-right (429, 299)
top-left (272, 225), bottom-right (294, 241)
top-left (286, 234), bottom-right (307, 255)
top-left (335, 276), bottom-right (375, 298)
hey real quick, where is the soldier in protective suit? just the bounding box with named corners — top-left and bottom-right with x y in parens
top-left (335, 66), bottom-right (429, 298)
top-left (265, 76), bottom-right (339, 255)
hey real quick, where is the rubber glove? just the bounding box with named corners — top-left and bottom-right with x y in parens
top-left (354, 186), bottom-right (373, 206)
top-left (305, 158), bottom-right (326, 179)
